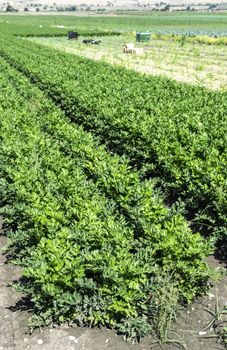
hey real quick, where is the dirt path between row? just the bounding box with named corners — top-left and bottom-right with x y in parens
top-left (0, 217), bottom-right (226, 350)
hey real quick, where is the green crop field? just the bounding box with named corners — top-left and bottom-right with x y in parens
top-left (1, 12), bottom-right (227, 35)
top-left (0, 13), bottom-right (226, 349)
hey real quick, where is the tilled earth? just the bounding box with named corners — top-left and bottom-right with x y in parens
top-left (0, 217), bottom-right (226, 350)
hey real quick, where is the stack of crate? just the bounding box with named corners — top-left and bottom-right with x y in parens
top-left (136, 32), bottom-right (151, 42)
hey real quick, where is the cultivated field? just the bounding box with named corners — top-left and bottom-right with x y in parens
top-left (1, 12), bottom-right (227, 33)
top-left (0, 12), bottom-right (226, 350)
top-left (30, 34), bottom-right (227, 90)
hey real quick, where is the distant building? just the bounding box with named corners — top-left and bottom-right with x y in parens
top-left (168, 5), bottom-right (189, 11)
top-left (215, 4), bottom-right (227, 11)
top-left (189, 5), bottom-right (210, 11)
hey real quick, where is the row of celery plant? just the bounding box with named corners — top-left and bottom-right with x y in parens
top-left (0, 56), bottom-right (211, 342)
top-left (153, 32), bottom-right (227, 46)
top-left (0, 35), bottom-right (225, 244)
top-left (0, 22), bottom-right (121, 38)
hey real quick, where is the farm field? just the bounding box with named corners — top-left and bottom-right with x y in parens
top-left (30, 34), bottom-right (227, 90)
top-left (1, 12), bottom-right (227, 34)
top-left (0, 12), bottom-right (227, 350)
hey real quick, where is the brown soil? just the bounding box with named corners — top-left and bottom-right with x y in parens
top-left (0, 217), bottom-right (226, 350)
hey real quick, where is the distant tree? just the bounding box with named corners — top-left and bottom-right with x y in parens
top-left (66, 5), bottom-right (77, 11)
top-left (24, 7), bottom-right (29, 11)
top-left (36, 7), bottom-right (40, 11)
top-left (6, 4), bottom-right (15, 12)
top-left (57, 6), bottom-right (65, 11)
